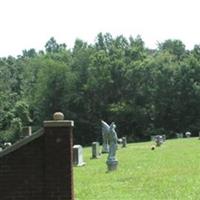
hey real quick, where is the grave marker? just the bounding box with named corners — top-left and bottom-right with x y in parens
top-left (91, 142), bottom-right (101, 159)
top-left (176, 133), bottom-right (183, 138)
top-left (73, 145), bottom-right (85, 166)
top-left (155, 135), bottom-right (163, 147)
top-left (185, 131), bottom-right (191, 138)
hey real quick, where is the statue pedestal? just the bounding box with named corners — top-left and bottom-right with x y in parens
top-left (106, 160), bottom-right (118, 171)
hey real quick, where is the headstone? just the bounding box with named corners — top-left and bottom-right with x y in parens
top-left (73, 145), bottom-right (85, 166)
top-left (118, 138), bottom-right (123, 144)
top-left (185, 131), bottom-right (191, 138)
top-left (151, 135), bottom-right (156, 141)
top-left (22, 126), bottom-right (32, 138)
top-left (91, 142), bottom-right (101, 159)
top-left (0, 147), bottom-right (2, 152)
top-left (122, 137), bottom-right (127, 148)
top-left (151, 135), bottom-right (164, 144)
top-left (155, 135), bottom-right (162, 147)
top-left (176, 133), bottom-right (183, 138)
top-left (162, 135), bottom-right (166, 142)
top-left (3, 142), bottom-right (12, 148)
top-left (116, 138), bottom-right (122, 150)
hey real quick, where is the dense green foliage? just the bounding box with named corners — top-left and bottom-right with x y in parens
top-left (74, 138), bottom-right (200, 200)
top-left (1, 34), bottom-right (200, 144)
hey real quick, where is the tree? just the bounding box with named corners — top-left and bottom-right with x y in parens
top-left (158, 39), bottom-right (186, 60)
top-left (32, 57), bottom-right (75, 123)
top-left (45, 37), bottom-right (66, 53)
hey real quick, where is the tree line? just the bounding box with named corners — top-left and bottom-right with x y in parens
top-left (1, 33), bottom-right (200, 145)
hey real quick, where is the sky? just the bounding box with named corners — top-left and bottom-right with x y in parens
top-left (0, 0), bottom-right (200, 57)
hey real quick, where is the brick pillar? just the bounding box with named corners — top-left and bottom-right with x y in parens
top-left (43, 112), bottom-right (74, 200)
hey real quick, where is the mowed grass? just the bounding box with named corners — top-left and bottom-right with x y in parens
top-left (74, 138), bottom-right (200, 200)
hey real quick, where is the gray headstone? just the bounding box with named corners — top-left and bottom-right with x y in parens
top-left (91, 142), bottom-right (100, 159)
top-left (73, 145), bottom-right (85, 166)
top-left (152, 135), bottom-right (165, 143)
top-left (162, 135), bottom-right (166, 141)
top-left (21, 126), bottom-right (32, 138)
top-left (155, 135), bottom-right (163, 147)
top-left (176, 133), bottom-right (183, 138)
top-left (151, 135), bottom-right (156, 141)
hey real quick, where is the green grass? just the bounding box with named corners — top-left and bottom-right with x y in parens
top-left (74, 138), bottom-right (200, 200)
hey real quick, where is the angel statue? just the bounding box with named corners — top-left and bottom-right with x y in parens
top-left (101, 120), bottom-right (118, 169)
top-left (101, 120), bottom-right (110, 153)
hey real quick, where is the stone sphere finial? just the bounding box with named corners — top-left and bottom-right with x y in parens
top-left (53, 112), bottom-right (64, 120)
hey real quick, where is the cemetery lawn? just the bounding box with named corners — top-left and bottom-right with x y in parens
top-left (74, 138), bottom-right (200, 200)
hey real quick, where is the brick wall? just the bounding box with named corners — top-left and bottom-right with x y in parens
top-left (0, 119), bottom-right (74, 200)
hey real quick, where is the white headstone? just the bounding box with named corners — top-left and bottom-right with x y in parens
top-left (4, 142), bottom-right (12, 148)
top-left (22, 126), bottom-right (32, 138)
top-left (92, 142), bottom-right (101, 158)
top-left (151, 135), bottom-right (156, 141)
top-left (176, 133), bottom-right (183, 138)
top-left (185, 131), bottom-right (191, 138)
top-left (73, 145), bottom-right (85, 166)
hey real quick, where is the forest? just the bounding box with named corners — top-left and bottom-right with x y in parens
top-left (1, 33), bottom-right (200, 145)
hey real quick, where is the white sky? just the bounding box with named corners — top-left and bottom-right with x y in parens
top-left (0, 0), bottom-right (200, 57)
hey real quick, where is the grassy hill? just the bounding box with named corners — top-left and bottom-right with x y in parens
top-left (74, 138), bottom-right (200, 200)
